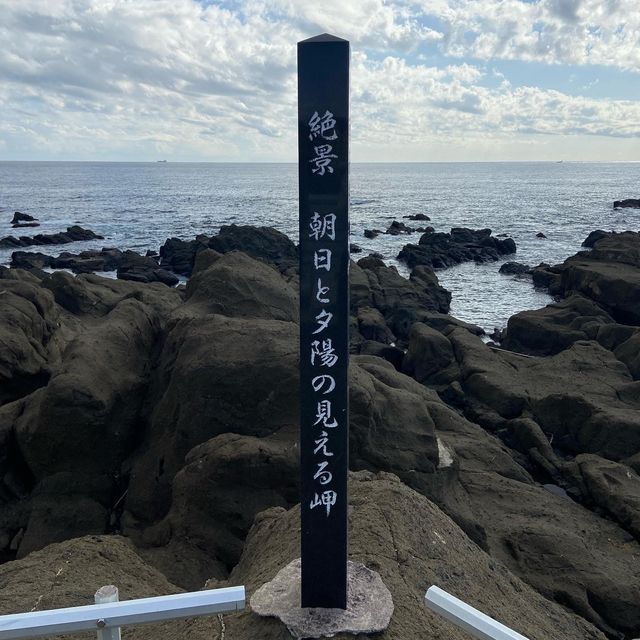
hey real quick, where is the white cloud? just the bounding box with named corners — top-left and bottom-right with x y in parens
top-left (421, 0), bottom-right (640, 71)
top-left (0, 0), bottom-right (638, 161)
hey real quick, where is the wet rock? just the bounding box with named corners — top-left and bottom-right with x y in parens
top-left (582, 230), bottom-right (608, 248)
top-left (0, 226), bottom-right (103, 250)
top-left (403, 213), bottom-right (430, 221)
top-left (349, 243), bottom-right (362, 253)
top-left (364, 229), bottom-right (382, 239)
top-left (12, 222), bottom-right (40, 229)
top-left (499, 261), bottom-right (531, 275)
top-left (614, 199), bottom-right (640, 209)
top-left (398, 228), bottom-right (516, 270)
top-left (384, 220), bottom-right (414, 235)
top-left (536, 232), bottom-right (547, 238)
top-left (11, 212), bottom-right (37, 224)
top-left (531, 262), bottom-right (563, 293)
top-left (158, 237), bottom-right (206, 276)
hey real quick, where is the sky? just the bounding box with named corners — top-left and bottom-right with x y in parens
top-left (0, 0), bottom-right (639, 162)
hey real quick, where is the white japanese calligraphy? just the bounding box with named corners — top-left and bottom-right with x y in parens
top-left (314, 248), bottom-right (332, 271)
top-left (310, 144), bottom-right (338, 176)
top-left (309, 212), bottom-right (336, 241)
top-left (312, 374), bottom-right (336, 395)
top-left (315, 278), bottom-right (330, 303)
top-left (308, 110), bottom-right (337, 141)
top-left (314, 401), bottom-right (338, 429)
top-left (310, 490), bottom-right (337, 516)
top-left (311, 339), bottom-right (338, 368)
top-left (312, 309), bottom-right (333, 334)
top-left (314, 430), bottom-right (334, 455)
top-left (314, 461), bottom-right (333, 485)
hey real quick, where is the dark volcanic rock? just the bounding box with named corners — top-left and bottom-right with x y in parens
top-left (402, 322), bottom-right (460, 385)
top-left (11, 212), bottom-right (36, 224)
top-left (403, 213), bottom-right (430, 221)
top-left (11, 248), bottom-right (122, 273)
top-left (556, 231), bottom-right (640, 324)
top-left (140, 431), bottom-right (298, 588)
top-left (124, 314), bottom-right (300, 524)
top-left (398, 227), bottom-right (516, 270)
top-left (350, 259), bottom-right (451, 343)
top-left (614, 199), bottom-right (640, 209)
top-left (356, 307), bottom-right (395, 344)
top-left (12, 248), bottom-right (178, 287)
top-left (208, 224), bottom-right (298, 272)
top-left (17, 473), bottom-right (110, 558)
top-left (499, 261), bottom-right (530, 275)
top-left (385, 220), bottom-right (414, 235)
top-left (531, 262), bottom-right (563, 294)
top-left (577, 454), bottom-right (640, 540)
top-left (158, 237), bottom-right (208, 276)
top-left (0, 226), bottom-right (103, 250)
top-left (364, 228), bottom-right (382, 239)
top-left (184, 251), bottom-right (298, 322)
top-left (0, 269), bottom-right (57, 405)
top-left (225, 472), bottom-right (606, 640)
top-left (502, 294), bottom-right (615, 356)
top-left (349, 243), bottom-right (362, 253)
top-left (14, 276), bottom-right (181, 482)
top-left (159, 225), bottom-right (298, 277)
top-left (117, 251), bottom-right (179, 286)
top-left (536, 232), bottom-right (547, 238)
top-left (582, 230), bottom-right (608, 247)
top-left (447, 330), bottom-right (640, 461)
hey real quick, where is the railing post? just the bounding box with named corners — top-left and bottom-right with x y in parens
top-left (94, 586), bottom-right (121, 640)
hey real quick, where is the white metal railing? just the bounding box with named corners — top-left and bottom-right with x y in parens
top-left (0, 585), bottom-right (245, 640)
top-left (425, 585), bottom-right (529, 640)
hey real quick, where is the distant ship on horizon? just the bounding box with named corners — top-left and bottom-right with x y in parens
top-left (157, 160), bottom-right (167, 163)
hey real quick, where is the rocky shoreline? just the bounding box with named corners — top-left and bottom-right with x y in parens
top-left (0, 219), bottom-right (639, 639)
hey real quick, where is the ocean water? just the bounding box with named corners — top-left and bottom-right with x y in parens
top-left (1, 161), bottom-right (638, 331)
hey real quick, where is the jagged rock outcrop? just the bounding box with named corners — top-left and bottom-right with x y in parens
top-left (398, 227), bottom-right (516, 270)
top-left (613, 199), bottom-right (640, 208)
top-left (0, 226), bottom-right (103, 249)
top-left (350, 259), bottom-right (451, 343)
top-left (223, 472), bottom-right (606, 640)
top-left (159, 225), bottom-right (298, 277)
top-left (0, 268), bottom-right (57, 405)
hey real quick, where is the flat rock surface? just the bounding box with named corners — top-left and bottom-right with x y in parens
top-left (250, 558), bottom-right (394, 638)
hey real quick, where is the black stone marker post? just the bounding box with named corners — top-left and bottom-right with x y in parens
top-left (298, 33), bottom-right (350, 610)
